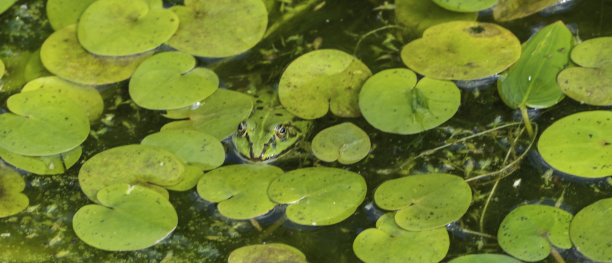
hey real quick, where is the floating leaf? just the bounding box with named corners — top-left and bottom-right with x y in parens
top-left (228, 243), bottom-right (307, 263)
top-left (129, 52), bottom-right (218, 110)
top-left (72, 184), bottom-right (178, 251)
top-left (0, 165), bottom-right (28, 218)
top-left (78, 144), bottom-right (184, 202)
top-left (432, 0), bottom-right (497, 12)
top-left (374, 173), bottom-right (471, 231)
top-left (0, 90), bottom-right (89, 156)
top-left (494, 0), bottom-right (558, 22)
top-left (538, 110), bottom-right (612, 178)
top-left (197, 164), bottom-right (283, 220)
top-left (278, 49), bottom-right (372, 119)
top-left (401, 21), bottom-right (521, 80)
top-left (77, 0), bottom-right (178, 56)
top-left (353, 213), bottom-right (449, 263)
top-left (168, 0), bottom-right (268, 57)
top-left (162, 89), bottom-right (254, 140)
top-left (46, 0), bottom-right (96, 30)
top-left (498, 204), bottom-right (572, 262)
top-left (0, 146), bottom-right (81, 175)
top-left (0, 0), bottom-right (16, 15)
top-left (448, 254), bottom-right (522, 263)
top-left (141, 129), bottom-right (225, 171)
top-left (22, 76), bottom-right (104, 121)
top-left (40, 24), bottom-right (151, 85)
top-left (570, 198), bottom-right (612, 262)
top-left (359, 68), bottom-right (461, 135)
top-left (165, 164), bottom-right (202, 192)
top-left (558, 37), bottom-right (612, 106)
top-left (311, 122), bottom-right (370, 164)
top-left (23, 49), bottom-right (50, 81)
top-left (395, 0), bottom-right (477, 36)
top-left (498, 21), bottom-right (572, 109)
top-left (268, 167), bottom-right (366, 226)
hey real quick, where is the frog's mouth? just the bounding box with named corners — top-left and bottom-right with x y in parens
top-left (232, 134), bottom-right (303, 163)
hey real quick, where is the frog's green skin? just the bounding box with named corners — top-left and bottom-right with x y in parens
top-left (231, 88), bottom-right (312, 163)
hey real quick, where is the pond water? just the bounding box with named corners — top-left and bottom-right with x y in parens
top-left (1, 0), bottom-right (612, 262)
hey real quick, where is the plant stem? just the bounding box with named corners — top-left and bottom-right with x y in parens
top-left (550, 246), bottom-right (566, 263)
top-left (519, 104), bottom-right (535, 138)
top-left (353, 25), bottom-right (404, 55)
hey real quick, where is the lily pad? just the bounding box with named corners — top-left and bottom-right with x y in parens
top-left (448, 254), bottom-right (522, 263)
top-left (162, 89), bottom-right (254, 140)
top-left (278, 49), bottom-right (372, 119)
top-left (374, 173), bottom-right (472, 231)
top-left (72, 184), bottom-right (178, 251)
top-left (558, 37), bottom-right (612, 106)
top-left (197, 164), bottom-right (283, 220)
top-left (401, 21), bottom-right (521, 80)
top-left (498, 21), bottom-right (572, 109)
top-left (22, 76), bottom-right (104, 121)
top-left (0, 90), bottom-right (90, 156)
top-left (0, 165), bottom-right (28, 218)
top-left (353, 213), bottom-right (449, 263)
top-left (570, 198), bottom-right (612, 262)
top-left (395, 0), bottom-right (477, 36)
top-left (0, 146), bottom-right (82, 175)
top-left (40, 24), bottom-right (151, 85)
top-left (228, 243), bottom-right (307, 263)
top-left (494, 0), bottom-right (558, 22)
top-left (23, 49), bottom-right (50, 82)
top-left (168, 0), bottom-right (268, 58)
top-left (129, 52), bottom-right (219, 110)
top-left (46, 0), bottom-right (96, 30)
top-left (165, 164), bottom-right (203, 192)
top-left (498, 204), bottom-right (572, 262)
top-left (432, 0), bottom-right (497, 12)
top-left (359, 68), bottom-right (461, 135)
top-left (268, 167), bottom-right (367, 226)
top-left (141, 129), bottom-right (225, 171)
top-left (538, 110), bottom-right (612, 178)
top-left (0, 49), bottom-right (32, 93)
top-left (0, 0), bottom-right (16, 15)
top-left (77, 0), bottom-right (178, 56)
top-left (78, 144), bottom-right (184, 202)
top-left (311, 122), bottom-right (370, 164)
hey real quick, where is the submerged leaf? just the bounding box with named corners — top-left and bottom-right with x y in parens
top-left (0, 165), bottom-right (28, 218)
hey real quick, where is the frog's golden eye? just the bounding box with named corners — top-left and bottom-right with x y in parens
top-left (237, 121), bottom-right (247, 137)
top-left (275, 124), bottom-right (287, 141)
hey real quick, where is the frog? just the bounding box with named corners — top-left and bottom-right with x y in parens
top-left (231, 87), bottom-right (313, 163)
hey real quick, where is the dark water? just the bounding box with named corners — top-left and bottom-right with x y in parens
top-left (1, 0), bottom-right (612, 262)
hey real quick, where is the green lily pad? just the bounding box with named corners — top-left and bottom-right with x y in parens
top-left (0, 0), bottom-right (16, 15)
top-left (401, 21), bottom-right (521, 80)
top-left (23, 49), bottom-right (50, 82)
top-left (538, 110), bottom-right (612, 178)
top-left (558, 37), bottom-right (612, 106)
top-left (311, 122), bottom-right (370, 164)
top-left (570, 198), bottom-right (612, 262)
top-left (494, 0), bottom-right (558, 22)
top-left (0, 90), bottom-right (90, 156)
top-left (228, 243), bottom-right (308, 263)
top-left (395, 0), bottom-right (477, 36)
top-left (268, 167), bottom-right (366, 226)
top-left (162, 89), bottom-right (254, 140)
top-left (40, 24), bottom-right (151, 85)
top-left (165, 164), bottom-right (203, 192)
top-left (0, 146), bottom-right (82, 175)
top-left (168, 0), bottom-right (268, 57)
top-left (141, 129), bottom-right (225, 171)
top-left (432, 0), bottom-right (497, 12)
top-left (498, 21), bottom-right (572, 109)
top-left (278, 49), bottom-right (372, 119)
top-left (78, 144), bottom-right (184, 202)
top-left (129, 51), bottom-right (219, 110)
top-left (374, 173), bottom-right (472, 231)
top-left (0, 165), bottom-right (28, 218)
top-left (72, 184), bottom-right (178, 251)
top-left (359, 68), bottom-right (461, 135)
top-left (197, 164), bottom-right (283, 220)
top-left (46, 0), bottom-right (96, 30)
top-left (77, 0), bottom-right (178, 56)
top-left (498, 204), bottom-right (572, 262)
top-left (448, 254), bottom-right (522, 263)
top-left (353, 213), bottom-right (449, 263)
top-left (22, 76), bottom-right (104, 121)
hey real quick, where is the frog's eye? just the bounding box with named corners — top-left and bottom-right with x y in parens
top-left (237, 121), bottom-right (247, 137)
top-left (275, 124), bottom-right (287, 141)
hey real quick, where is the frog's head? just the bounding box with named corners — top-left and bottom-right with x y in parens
top-left (231, 108), bottom-right (307, 162)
